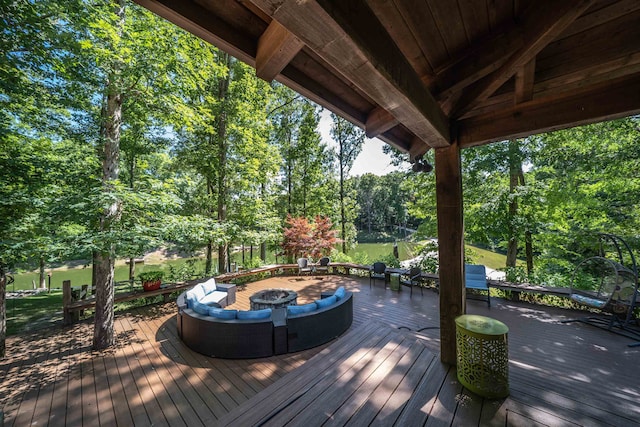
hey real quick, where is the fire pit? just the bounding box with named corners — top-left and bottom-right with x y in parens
top-left (250, 289), bottom-right (298, 310)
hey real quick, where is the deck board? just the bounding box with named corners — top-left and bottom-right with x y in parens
top-left (1, 275), bottom-right (639, 426)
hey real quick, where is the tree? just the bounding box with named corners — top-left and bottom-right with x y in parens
top-left (281, 215), bottom-right (338, 260)
top-left (330, 114), bottom-right (364, 252)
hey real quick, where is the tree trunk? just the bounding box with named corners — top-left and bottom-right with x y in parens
top-left (93, 252), bottom-right (115, 349)
top-left (128, 257), bottom-right (135, 283)
top-left (217, 52), bottom-right (231, 274)
top-left (525, 230), bottom-right (534, 274)
top-left (1, 264), bottom-right (6, 358)
top-left (260, 242), bottom-right (266, 261)
top-left (506, 140), bottom-right (521, 268)
top-left (205, 240), bottom-right (213, 275)
top-left (39, 258), bottom-right (46, 289)
top-left (93, 0), bottom-right (124, 351)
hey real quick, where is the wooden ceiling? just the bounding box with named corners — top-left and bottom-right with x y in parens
top-left (135, 0), bottom-right (640, 158)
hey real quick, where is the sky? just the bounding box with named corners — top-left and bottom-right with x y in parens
top-left (316, 110), bottom-right (403, 177)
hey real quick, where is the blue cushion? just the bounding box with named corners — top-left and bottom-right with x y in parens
top-left (209, 307), bottom-right (237, 319)
top-left (287, 303), bottom-right (317, 315)
top-left (571, 293), bottom-right (607, 308)
top-left (334, 286), bottom-right (346, 300)
top-left (200, 278), bottom-right (217, 294)
top-left (192, 301), bottom-right (210, 316)
top-left (237, 309), bottom-right (272, 320)
top-left (316, 295), bottom-right (337, 309)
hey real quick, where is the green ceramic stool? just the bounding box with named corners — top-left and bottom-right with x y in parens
top-left (455, 314), bottom-right (509, 398)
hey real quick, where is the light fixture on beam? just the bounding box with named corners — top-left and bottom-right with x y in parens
top-left (411, 155), bottom-right (433, 173)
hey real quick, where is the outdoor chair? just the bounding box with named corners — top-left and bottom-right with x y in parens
top-left (400, 267), bottom-right (423, 297)
top-left (315, 257), bottom-right (330, 274)
top-left (465, 264), bottom-right (490, 307)
top-left (563, 256), bottom-right (639, 338)
top-left (297, 257), bottom-right (313, 275)
top-left (369, 262), bottom-right (386, 288)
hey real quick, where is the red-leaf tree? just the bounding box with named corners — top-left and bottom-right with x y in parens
top-left (282, 215), bottom-right (338, 260)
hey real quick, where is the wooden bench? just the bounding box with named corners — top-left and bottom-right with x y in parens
top-left (63, 280), bottom-right (199, 325)
top-left (487, 279), bottom-right (571, 301)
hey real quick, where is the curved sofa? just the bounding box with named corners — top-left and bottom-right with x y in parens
top-left (177, 281), bottom-right (353, 359)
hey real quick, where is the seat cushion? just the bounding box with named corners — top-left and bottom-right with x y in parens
top-left (209, 308), bottom-right (237, 319)
top-left (237, 309), bottom-right (272, 320)
top-left (192, 301), bottom-right (211, 316)
top-left (200, 291), bottom-right (228, 305)
top-left (287, 303), bottom-right (317, 315)
top-left (571, 293), bottom-right (607, 308)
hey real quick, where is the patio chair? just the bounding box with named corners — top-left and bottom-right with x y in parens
top-left (315, 257), bottom-right (330, 274)
top-left (297, 257), bottom-right (313, 275)
top-left (369, 262), bottom-right (386, 288)
top-left (564, 256), bottom-right (639, 336)
top-left (465, 264), bottom-right (490, 307)
top-left (400, 267), bottom-right (423, 297)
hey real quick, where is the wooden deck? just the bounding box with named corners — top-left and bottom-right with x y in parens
top-left (1, 275), bottom-right (639, 426)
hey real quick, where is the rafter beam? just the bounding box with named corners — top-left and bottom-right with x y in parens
top-left (134, 0), bottom-right (257, 66)
top-left (450, 0), bottom-right (595, 118)
top-left (249, 0), bottom-right (450, 148)
top-left (457, 74), bottom-right (640, 147)
top-left (365, 107), bottom-right (399, 138)
top-left (256, 20), bottom-right (304, 82)
top-left (515, 59), bottom-right (536, 104)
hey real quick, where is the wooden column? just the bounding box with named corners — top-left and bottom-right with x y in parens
top-left (435, 140), bottom-right (465, 365)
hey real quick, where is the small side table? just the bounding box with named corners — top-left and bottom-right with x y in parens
top-left (455, 314), bottom-right (509, 398)
top-left (216, 283), bottom-right (236, 306)
top-left (272, 308), bottom-right (288, 355)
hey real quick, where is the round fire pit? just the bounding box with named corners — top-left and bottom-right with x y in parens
top-left (250, 289), bottom-right (298, 310)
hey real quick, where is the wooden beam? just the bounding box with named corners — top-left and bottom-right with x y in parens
top-left (515, 59), bottom-right (536, 104)
top-left (256, 20), bottom-right (304, 82)
top-left (365, 107), bottom-right (399, 138)
top-left (134, 0), bottom-right (258, 66)
top-left (435, 141), bottom-right (465, 365)
top-left (249, 0), bottom-right (450, 149)
top-left (450, 0), bottom-right (595, 118)
top-left (458, 74), bottom-right (640, 147)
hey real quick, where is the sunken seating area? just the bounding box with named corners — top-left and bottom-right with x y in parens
top-left (177, 283), bottom-right (353, 358)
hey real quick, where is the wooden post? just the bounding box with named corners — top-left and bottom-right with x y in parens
top-left (80, 284), bottom-right (88, 317)
top-left (63, 280), bottom-right (72, 325)
top-left (435, 140), bottom-right (465, 365)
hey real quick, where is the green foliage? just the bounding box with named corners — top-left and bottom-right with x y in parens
top-left (137, 270), bottom-right (164, 282)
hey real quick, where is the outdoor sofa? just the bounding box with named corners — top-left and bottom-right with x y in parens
top-left (177, 281), bottom-right (353, 358)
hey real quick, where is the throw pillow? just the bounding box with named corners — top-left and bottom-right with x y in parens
top-left (316, 295), bottom-right (337, 309)
top-left (334, 286), bottom-right (346, 300)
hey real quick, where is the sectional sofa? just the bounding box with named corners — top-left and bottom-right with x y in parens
top-left (177, 280), bottom-right (353, 358)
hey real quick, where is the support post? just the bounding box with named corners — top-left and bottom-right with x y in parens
top-left (435, 140), bottom-right (465, 365)
top-left (63, 280), bottom-right (73, 325)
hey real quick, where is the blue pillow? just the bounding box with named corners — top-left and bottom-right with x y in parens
top-left (237, 309), bottom-right (272, 320)
top-left (287, 303), bottom-right (317, 315)
top-left (316, 295), bottom-right (337, 309)
top-left (209, 307), bottom-right (237, 319)
top-left (192, 301), bottom-right (210, 316)
top-left (334, 286), bottom-right (346, 300)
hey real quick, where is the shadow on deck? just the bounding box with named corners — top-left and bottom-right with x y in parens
top-left (1, 275), bottom-right (639, 426)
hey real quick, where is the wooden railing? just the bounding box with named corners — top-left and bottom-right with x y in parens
top-left (62, 262), bottom-right (572, 324)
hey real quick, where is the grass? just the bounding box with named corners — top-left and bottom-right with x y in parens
top-left (4, 242), bottom-right (514, 336)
